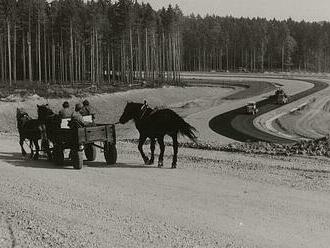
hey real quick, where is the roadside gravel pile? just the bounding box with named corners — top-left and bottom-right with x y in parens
top-left (123, 136), bottom-right (330, 157)
top-left (193, 137), bottom-right (330, 157)
top-left (220, 137), bottom-right (330, 157)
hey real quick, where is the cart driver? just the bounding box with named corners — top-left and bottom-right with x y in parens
top-left (59, 101), bottom-right (72, 118)
top-left (69, 103), bottom-right (85, 128)
top-left (80, 99), bottom-right (95, 120)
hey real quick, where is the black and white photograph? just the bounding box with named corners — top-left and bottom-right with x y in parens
top-left (0, 0), bottom-right (329, 247)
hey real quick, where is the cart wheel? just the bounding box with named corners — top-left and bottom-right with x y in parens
top-left (104, 142), bottom-right (117, 165)
top-left (47, 151), bottom-right (53, 161)
top-left (71, 150), bottom-right (83, 170)
top-left (85, 144), bottom-right (97, 161)
top-left (53, 146), bottom-right (64, 166)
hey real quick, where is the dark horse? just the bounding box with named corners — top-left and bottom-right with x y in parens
top-left (37, 104), bottom-right (62, 147)
top-left (16, 108), bottom-right (47, 160)
top-left (119, 102), bottom-right (197, 168)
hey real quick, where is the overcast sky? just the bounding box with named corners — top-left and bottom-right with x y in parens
top-left (144, 0), bottom-right (330, 22)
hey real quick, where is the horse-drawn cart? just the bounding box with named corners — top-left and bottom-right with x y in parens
top-left (51, 117), bottom-right (117, 169)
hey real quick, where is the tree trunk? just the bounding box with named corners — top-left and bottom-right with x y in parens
top-left (38, 18), bottom-right (41, 82)
top-left (226, 44), bottom-right (229, 71)
top-left (253, 48), bottom-right (256, 71)
top-left (281, 45), bottom-right (285, 72)
top-left (137, 31), bottom-right (142, 80)
top-left (162, 32), bottom-right (165, 78)
top-left (145, 28), bottom-right (148, 80)
top-left (107, 46), bottom-right (110, 83)
top-left (13, 23), bottom-right (16, 83)
top-left (27, 26), bottom-right (33, 82)
top-left (90, 30), bottom-right (94, 83)
top-left (52, 40), bottom-right (55, 82)
top-left (7, 19), bottom-right (12, 87)
top-left (95, 29), bottom-right (99, 84)
top-left (111, 46), bottom-right (114, 81)
top-left (80, 42), bottom-right (83, 81)
top-left (22, 33), bottom-right (26, 80)
top-left (74, 38), bottom-right (78, 82)
top-left (7, 20), bottom-right (12, 86)
top-left (43, 21), bottom-right (47, 83)
top-left (261, 40), bottom-right (264, 72)
top-left (70, 20), bottom-right (74, 83)
top-left (129, 26), bottom-right (133, 83)
top-left (0, 36), bottom-right (4, 82)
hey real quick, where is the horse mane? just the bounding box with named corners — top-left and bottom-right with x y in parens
top-left (37, 104), bottom-right (56, 120)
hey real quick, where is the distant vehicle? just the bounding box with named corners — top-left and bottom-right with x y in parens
top-left (274, 87), bottom-right (288, 104)
top-left (246, 101), bottom-right (258, 115)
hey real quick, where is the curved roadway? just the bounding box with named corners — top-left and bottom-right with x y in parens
top-left (209, 79), bottom-right (328, 144)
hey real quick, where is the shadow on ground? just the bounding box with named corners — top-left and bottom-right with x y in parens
top-left (84, 161), bottom-right (157, 169)
top-left (0, 152), bottom-right (73, 170)
top-left (0, 152), bottom-right (158, 170)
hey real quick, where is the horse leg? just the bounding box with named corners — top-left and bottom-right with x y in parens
top-left (29, 139), bottom-right (34, 159)
top-left (33, 139), bottom-right (40, 160)
top-left (171, 133), bottom-right (178, 169)
top-left (147, 138), bottom-right (156, 165)
top-left (41, 138), bottom-right (52, 161)
top-left (19, 137), bottom-right (27, 156)
top-left (157, 136), bottom-right (165, 167)
top-left (138, 136), bottom-right (149, 164)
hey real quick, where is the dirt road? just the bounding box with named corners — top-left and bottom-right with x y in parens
top-left (1, 135), bottom-right (330, 248)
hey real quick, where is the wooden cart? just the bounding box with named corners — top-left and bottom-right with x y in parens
top-left (52, 121), bottom-right (117, 169)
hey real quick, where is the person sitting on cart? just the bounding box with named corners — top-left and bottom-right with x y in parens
top-left (59, 101), bottom-right (72, 118)
top-left (69, 103), bottom-right (85, 129)
top-left (80, 99), bottom-right (95, 120)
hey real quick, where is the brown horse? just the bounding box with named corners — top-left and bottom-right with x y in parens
top-left (16, 108), bottom-right (47, 160)
top-left (119, 102), bottom-right (197, 168)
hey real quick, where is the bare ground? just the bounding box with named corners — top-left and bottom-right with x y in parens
top-left (0, 136), bottom-right (330, 248)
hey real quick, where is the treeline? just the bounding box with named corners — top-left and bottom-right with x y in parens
top-left (0, 0), bottom-right (183, 87)
top-left (2, 1), bottom-right (330, 88)
top-left (182, 15), bottom-right (330, 73)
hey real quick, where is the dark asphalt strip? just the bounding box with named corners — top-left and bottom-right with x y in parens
top-left (208, 79), bottom-right (328, 144)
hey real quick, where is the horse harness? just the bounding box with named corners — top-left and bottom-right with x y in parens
top-left (140, 105), bottom-right (158, 120)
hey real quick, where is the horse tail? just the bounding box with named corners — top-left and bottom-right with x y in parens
top-left (177, 118), bottom-right (198, 143)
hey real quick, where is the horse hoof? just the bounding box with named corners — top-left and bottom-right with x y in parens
top-left (172, 162), bottom-right (177, 169)
top-left (158, 162), bottom-right (163, 168)
top-left (144, 158), bottom-right (150, 165)
top-left (33, 155), bottom-right (39, 160)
